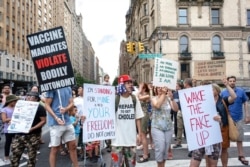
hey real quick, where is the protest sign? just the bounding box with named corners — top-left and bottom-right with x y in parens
top-left (178, 85), bottom-right (222, 151)
top-left (153, 58), bottom-right (178, 90)
top-left (193, 60), bottom-right (226, 80)
top-left (8, 100), bottom-right (39, 133)
top-left (83, 84), bottom-right (116, 142)
top-left (26, 26), bottom-right (75, 92)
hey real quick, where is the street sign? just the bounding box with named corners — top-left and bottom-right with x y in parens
top-left (138, 53), bottom-right (162, 59)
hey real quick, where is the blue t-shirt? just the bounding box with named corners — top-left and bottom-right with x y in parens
top-left (46, 87), bottom-right (72, 126)
top-left (221, 87), bottom-right (248, 122)
top-left (69, 116), bottom-right (80, 134)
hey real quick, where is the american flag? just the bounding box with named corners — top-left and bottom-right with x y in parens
top-left (116, 84), bottom-right (127, 95)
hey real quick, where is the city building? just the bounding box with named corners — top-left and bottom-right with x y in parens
top-left (0, 0), bottom-right (99, 93)
top-left (0, 0), bottom-right (53, 93)
top-left (122, 0), bottom-right (250, 86)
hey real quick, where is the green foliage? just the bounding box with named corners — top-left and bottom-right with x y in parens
top-left (112, 77), bottom-right (118, 86)
top-left (74, 72), bottom-right (95, 86)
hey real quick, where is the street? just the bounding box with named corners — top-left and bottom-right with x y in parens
top-left (0, 124), bottom-right (249, 167)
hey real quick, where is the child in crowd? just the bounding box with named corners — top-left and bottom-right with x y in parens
top-left (69, 106), bottom-right (80, 146)
top-left (86, 141), bottom-right (100, 163)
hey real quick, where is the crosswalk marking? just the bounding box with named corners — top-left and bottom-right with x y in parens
top-left (137, 132), bottom-right (250, 167)
top-left (136, 157), bottom-right (250, 167)
top-left (168, 142), bottom-right (250, 149)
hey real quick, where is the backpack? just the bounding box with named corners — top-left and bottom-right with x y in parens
top-left (115, 94), bottom-right (137, 112)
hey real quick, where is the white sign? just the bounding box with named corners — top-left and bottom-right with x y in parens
top-left (153, 58), bottom-right (178, 90)
top-left (83, 84), bottom-right (116, 142)
top-left (178, 85), bottom-right (222, 151)
top-left (8, 100), bottom-right (39, 133)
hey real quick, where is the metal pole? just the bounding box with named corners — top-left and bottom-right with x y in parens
top-left (158, 0), bottom-right (162, 54)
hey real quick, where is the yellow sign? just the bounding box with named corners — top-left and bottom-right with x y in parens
top-left (193, 60), bottom-right (226, 80)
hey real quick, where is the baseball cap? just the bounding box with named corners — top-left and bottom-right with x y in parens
top-left (118, 74), bottom-right (132, 84)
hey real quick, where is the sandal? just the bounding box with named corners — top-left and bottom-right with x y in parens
top-left (60, 150), bottom-right (67, 156)
top-left (238, 156), bottom-right (249, 165)
top-left (137, 156), bottom-right (148, 163)
top-left (138, 153), bottom-right (150, 158)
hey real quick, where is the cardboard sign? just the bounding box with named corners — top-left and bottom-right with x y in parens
top-left (83, 84), bottom-right (116, 142)
top-left (153, 58), bottom-right (178, 90)
top-left (178, 85), bottom-right (222, 151)
top-left (193, 60), bottom-right (226, 80)
top-left (8, 100), bottom-right (39, 133)
top-left (26, 26), bottom-right (75, 92)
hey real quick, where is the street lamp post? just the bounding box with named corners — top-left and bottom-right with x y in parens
top-left (155, 30), bottom-right (169, 54)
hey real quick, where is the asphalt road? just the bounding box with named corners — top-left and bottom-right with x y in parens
top-left (0, 121), bottom-right (249, 167)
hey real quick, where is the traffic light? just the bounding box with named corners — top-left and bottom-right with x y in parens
top-left (138, 42), bottom-right (144, 53)
top-left (132, 42), bottom-right (136, 54)
top-left (126, 42), bottom-right (133, 54)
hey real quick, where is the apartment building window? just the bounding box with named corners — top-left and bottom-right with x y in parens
top-left (179, 35), bottom-right (189, 53)
top-left (181, 63), bottom-right (190, 79)
top-left (17, 62), bottom-right (20, 70)
top-left (6, 59), bottom-right (9, 68)
top-left (22, 63), bottom-right (24, 71)
top-left (248, 36), bottom-right (250, 53)
top-left (211, 9), bottom-right (220, 25)
top-left (38, 9), bottom-right (42, 16)
top-left (12, 60), bottom-right (15, 69)
top-left (6, 17), bottom-right (9, 25)
top-left (26, 64), bottom-right (28, 71)
top-left (212, 35), bottom-right (221, 52)
top-left (247, 10), bottom-right (250, 25)
top-left (143, 3), bottom-right (148, 16)
top-left (144, 24), bottom-right (148, 38)
top-left (179, 8), bottom-right (188, 24)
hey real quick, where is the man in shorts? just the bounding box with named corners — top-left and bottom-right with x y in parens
top-left (221, 76), bottom-right (250, 165)
top-left (44, 87), bottom-right (78, 167)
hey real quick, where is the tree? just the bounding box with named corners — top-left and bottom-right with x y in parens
top-left (112, 77), bottom-right (119, 86)
top-left (74, 72), bottom-right (95, 86)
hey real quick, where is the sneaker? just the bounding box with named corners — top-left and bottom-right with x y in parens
top-left (0, 159), bottom-right (6, 166)
top-left (22, 153), bottom-right (29, 159)
top-left (3, 159), bottom-right (10, 165)
top-left (173, 144), bottom-right (182, 149)
top-left (37, 151), bottom-right (41, 155)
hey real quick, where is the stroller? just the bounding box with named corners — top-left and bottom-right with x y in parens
top-left (81, 140), bottom-right (106, 167)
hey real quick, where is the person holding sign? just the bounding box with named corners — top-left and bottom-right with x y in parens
top-left (44, 87), bottom-right (78, 167)
top-left (11, 91), bottom-right (47, 167)
top-left (221, 76), bottom-right (250, 166)
top-left (0, 95), bottom-right (19, 165)
top-left (189, 79), bottom-right (236, 167)
top-left (151, 86), bottom-right (178, 167)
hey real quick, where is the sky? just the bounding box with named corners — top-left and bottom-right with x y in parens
top-left (75, 0), bottom-right (130, 83)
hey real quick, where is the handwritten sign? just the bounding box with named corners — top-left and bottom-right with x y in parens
top-left (83, 84), bottom-right (116, 142)
top-left (153, 58), bottom-right (178, 90)
top-left (8, 100), bottom-right (39, 133)
top-left (193, 60), bottom-right (226, 80)
top-left (178, 85), bottom-right (222, 151)
top-left (26, 26), bottom-right (75, 92)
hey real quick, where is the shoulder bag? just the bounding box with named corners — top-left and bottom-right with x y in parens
top-left (222, 99), bottom-right (239, 142)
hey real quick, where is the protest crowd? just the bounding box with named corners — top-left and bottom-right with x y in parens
top-left (0, 73), bottom-right (249, 167)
